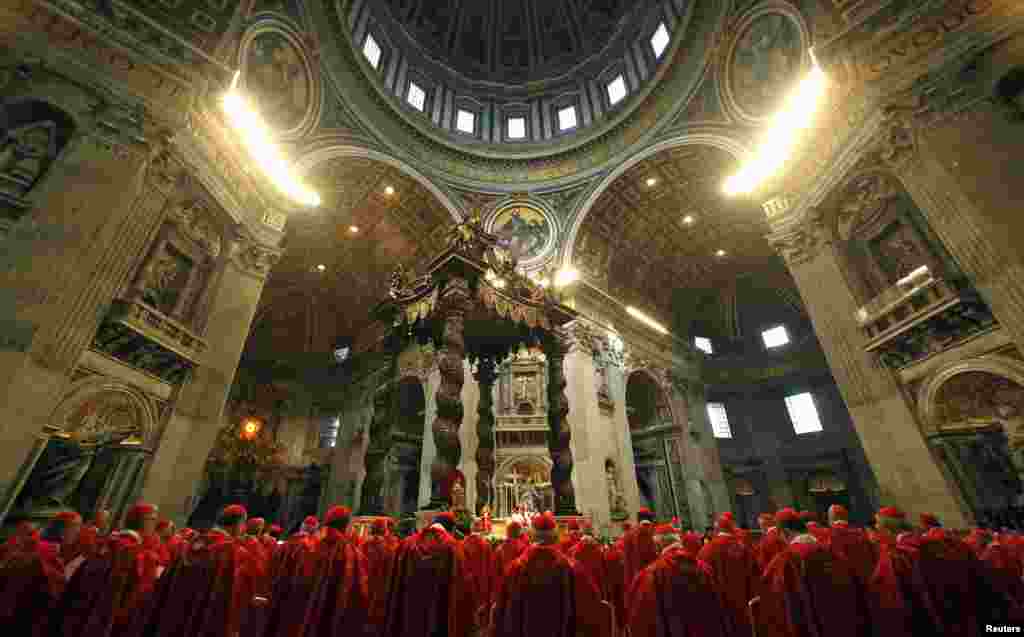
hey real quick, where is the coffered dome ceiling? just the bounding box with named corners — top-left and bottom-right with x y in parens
top-left (377, 0), bottom-right (640, 86)
top-left (572, 145), bottom-right (782, 318)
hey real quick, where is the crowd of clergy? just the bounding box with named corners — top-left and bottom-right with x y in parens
top-left (1, 499), bottom-right (1022, 637)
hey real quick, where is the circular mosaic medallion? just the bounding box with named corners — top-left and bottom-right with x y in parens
top-left (240, 24), bottom-right (320, 137)
top-left (487, 203), bottom-right (557, 268)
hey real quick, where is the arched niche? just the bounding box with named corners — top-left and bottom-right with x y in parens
top-left (625, 370), bottom-right (675, 517)
top-left (916, 355), bottom-right (1024, 526)
top-left (494, 454), bottom-right (553, 518)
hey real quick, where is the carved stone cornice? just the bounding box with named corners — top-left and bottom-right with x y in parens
top-left (767, 208), bottom-right (832, 267)
top-left (229, 231), bottom-right (282, 279)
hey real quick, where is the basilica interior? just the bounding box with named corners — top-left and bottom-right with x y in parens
top-left (2, 0), bottom-right (1024, 538)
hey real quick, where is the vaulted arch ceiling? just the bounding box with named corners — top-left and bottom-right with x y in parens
top-left (244, 158), bottom-right (455, 359)
top-left (571, 145), bottom-right (783, 319)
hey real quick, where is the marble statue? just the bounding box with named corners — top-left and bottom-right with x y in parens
top-left (605, 459), bottom-right (628, 521)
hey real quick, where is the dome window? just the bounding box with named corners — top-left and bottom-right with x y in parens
top-left (651, 22), bottom-right (670, 59)
top-left (607, 75), bottom-right (628, 106)
top-left (694, 336), bottom-right (713, 355)
top-left (406, 82), bottom-right (427, 112)
top-left (456, 109), bottom-right (476, 134)
top-left (707, 402), bottom-right (732, 439)
top-left (557, 105), bottom-right (578, 132)
top-left (363, 34), bottom-right (382, 69)
top-left (507, 116), bottom-right (527, 140)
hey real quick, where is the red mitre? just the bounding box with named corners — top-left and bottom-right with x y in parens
top-left (775, 507), bottom-right (799, 523)
top-left (920, 513), bottom-right (940, 528)
top-left (638, 507), bottom-right (655, 522)
top-left (325, 506), bottom-right (351, 525)
top-left (877, 506), bottom-right (905, 519)
top-left (55, 511), bottom-right (82, 524)
top-left (716, 512), bottom-right (736, 533)
top-left (223, 504), bottom-right (248, 518)
top-left (156, 519), bottom-right (173, 532)
top-left (829, 504), bottom-right (848, 520)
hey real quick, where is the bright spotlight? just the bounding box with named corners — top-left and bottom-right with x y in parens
top-left (626, 306), bottom-right (669, 335)
top-left (554, 267), bottom-right (580, 288)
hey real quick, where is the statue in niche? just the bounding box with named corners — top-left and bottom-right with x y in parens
top-left (605, 459), bottom-right (628, 521)
top-left (141, 246), bottom-right (192, 315)
top-left (0, 122), bottom-right (55, 197)
top-left (13, 397), bottom-right (139, 518)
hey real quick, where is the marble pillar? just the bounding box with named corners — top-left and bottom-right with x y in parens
top-left (140, 238), bottom-right (274, 525)
top-left (771, 227), bottom-right (969, 526)
top-left (562, 332), bottom-right (609, 526)
top-left (0, 133), bottom-right (182, 521)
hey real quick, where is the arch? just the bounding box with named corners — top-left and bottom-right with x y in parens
top-left (293, 140), bottom-right (465, 222)
top-left (625, 369), bottom-right (675, 429)
top-left (560, 131), bottom-right (754, 267)
top-left (49, 376), bottom-right (160, 449)
top-left (917, 354), bottom-right (1024, 434)
top-left (495, 453), bottom-right (553, 480)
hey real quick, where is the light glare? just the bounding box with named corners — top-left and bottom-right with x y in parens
top-left (553, 267), bottom-right (579, 288)
top-left (723, 63), bottom-right (828, 196)
top-left (626, 306), bottom-right (669, 335)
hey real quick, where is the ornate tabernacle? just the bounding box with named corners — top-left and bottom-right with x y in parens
top-left (370, 212), bottom-right (581, 515)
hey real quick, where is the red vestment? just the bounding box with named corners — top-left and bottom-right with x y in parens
top-left (568, 537), bottom-right (609, 600)
top-left (382, 526), bottom-right (474, 637)
top-left (492, 536), bottom-right (528, 600)
top-left (603, 542), bottom-right (627, 630)
top-left (626, 547), bottom-right (728, 637)
top-left (0, 536), bottom-right (65, 637)
top-left (756, 541), bottom-right (870, 637)
top-left (622, 523), bottom-right (659, 593)
top-left (756, 529), bottom-right (787, 572)
top-left (362, 534), bottom-right (399, 628)
top-left (558, 530), bottom-right (581, 554)
top-left (281, 527), bottom-right (368, 637)
top-left (55, 529), bottom-right (161, 637)
top-left (867, 535), bottom-right (938, 637)
top-left (491, 543), bottom-right (609, 637)
top-left (698, 534), bottom-right (759, 637)
top-left (914, 530), bottom-right (985, 636)
top-left (828, 525), bottom-right (879, 588)
top-left (460, 534), bottom-right (495, 613)
top-left (131, 528), bottom-right (258, 637)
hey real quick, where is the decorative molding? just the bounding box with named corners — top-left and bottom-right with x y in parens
top-left (917, 354), bottom-right (1024, 435)
top-left (230, 232), bottom-right (282, 278)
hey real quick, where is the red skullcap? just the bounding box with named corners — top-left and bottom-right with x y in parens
top-left (372, 518), bottom-right (389, 533)
top-left (532, 512), bottom-right (557, 531)
top-left (807, 521), bottom-right (819, 529)
top-left (920, 513), bottom-right (940, 528)
top-left (654, 524), bottom-right (677, 537)
top-left (269, 524), bottom-right (283, 535)
top-left (55, 511), bottom-right (82, 524)
top-left (125, 503), bottom-right (157, 523)
top-left (567, 519), bottom-right (580, 531)
top-left (671, 516), bottom-right (680, 528)
top-left (877, 506), bottom-right (905, 519)
top-left (829, 504), bottom-right (848, 520)
top-left (246, 517), bottom-right (266, 533)
top-left (303, 516), bottom-right (319, 527)
top-left (223, 504), bottom-right (248, 519)
top-left (716, 512), bottom-right (736, 532)
top-left (507, 520), bottom-right (522, 533)
top-left (775, 508), bottom-right (799, 523)
top-left (156, 519), bottom-right (173, 532)
top-left (325, 506), bottom-right (352, 525)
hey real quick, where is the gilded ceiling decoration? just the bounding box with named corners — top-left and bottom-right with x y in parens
top-left (245, 159), bottom-right (454, 357)
top-left (573, 145), bottom-right (777, 316)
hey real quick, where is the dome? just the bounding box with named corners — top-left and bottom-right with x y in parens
top-left (373, 0), bottom-right (646, 88)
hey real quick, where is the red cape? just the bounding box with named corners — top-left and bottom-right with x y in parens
top-left (828, 526), bottom-right (879, 587)
top-left (913, 531), bottom-right (984, 636)
top-left (756, 529), bottom-right (788, 572)
top-left (130, 529), bottom-right (258, 637)
top-left (55, 530), bottom-right (161, 637)
top-left (362, 534), bottom-right (399, 628)
top-left (603, 542), bottom-right (627, 629)
top-left (382, 526), bottom-right (474, 637)
top-left (867, 535), bottom-right (938, 637)
top-left (0, 536), bottom-right (65, 637)
top-left (622, 523), bottom-right (659, 594)
top-left (492, 536), bottom-right (528, 601)
top-left (492, 543), bottom-right (609, 637)
top-left (756, 541), bottom-right (869, 637)
top-left (460, 534), bottom-right (495, 613)
top-left (297, 528), bottom-right (369, 636)
top-left (568, 537), bottom-right (609, 601)
top-left (626, 547), bottom-right (727, 637)
top-left (261, 533), bottom-right (320, 637)
top-left (698, 534), bottom-right (759, 637)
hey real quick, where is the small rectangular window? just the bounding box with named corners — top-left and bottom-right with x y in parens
top-left (407, 82), bottom-right (426, 112)
top-left (363, 34), bottom-right (382, 69)
top-left (558, 105), bottom-right (577, 131)
top-left (762, 325), bottom-right (790, 348)
top-left (607, 75), bottom-right (627, 106)
top-left (651, 23), bottom-right (670, 58)
top-left (456, 109), bottom-right (476, 134)
top-left (786, 392), bottom-right (823, 434)
top-left (507, 116), bottom-right (527, 139)
top-left (694, 337), bottom-right (713, 355)
top-left (707, 402), bottom-right (732, 439)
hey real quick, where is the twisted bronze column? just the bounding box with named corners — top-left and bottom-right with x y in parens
top-left (428, 277), bottom-right (469, 509)
top-left (474, 356), bottom-right (497, 514)
top-left (546, 330), bottom-right (578, 515)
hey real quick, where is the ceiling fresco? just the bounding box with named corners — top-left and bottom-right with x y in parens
top-left (572, 145), bottom-right (779, 317)
top-left (244, 159), bottom-right (455, 358)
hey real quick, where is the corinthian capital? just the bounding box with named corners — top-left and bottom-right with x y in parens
top-left (230, 233), bottom-right (282, 278)
top-left (768, 207), bottom-right (831, 267)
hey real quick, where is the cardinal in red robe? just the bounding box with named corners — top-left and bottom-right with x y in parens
top-left (0, 520), bottom-right (37, 561)
top-left (622, 508), bottom-right (659, 593)
top-left (979, 534), bottom-right (1024, 622)
top-left (382, 511), bottom-right (474, 637)
top-left (626, 524), bottom-right (728, 637)
top-left (461, 519), bottom-right (496, 617)
top-left (75, 508), bottom-right (111, 562)
top-left (491, 512), bottom-right (610, 637)
top-left (55, 502), bottom-right (162, 637)
top-left (698, 512), bottom-right (759, 637)
top-left (559, 518), bottom-right (582, 554)
top-left (0, 512), bottom-right (72, 637)
top-left (754, 508), bottom-right (870, 637)
top-left (493, 520), bottom-right (528, 600)
top-left (568, 522), bottom-right (609, 601)
top-left (132, 504), bottom-right (259, 637)
top-left (756, 512), bottom-right (787, 572)
top-left (866, 507), bottom-right (940, 637)
top-left (914, 523), bottom-right (987, 636)
top-left (827, 505), bottom-right (878, 589)
top-left (363, 517), bottom-right (400, 629)
top-left (261, 523), bottom-right (282, 554)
